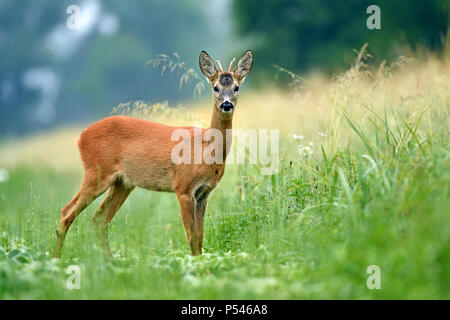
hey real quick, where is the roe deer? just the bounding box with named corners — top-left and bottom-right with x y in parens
top-left (54, 50), bottom-right (253, 257)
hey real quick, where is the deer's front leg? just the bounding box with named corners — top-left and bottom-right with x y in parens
top-left (177, 193), bottom-right (206, 255)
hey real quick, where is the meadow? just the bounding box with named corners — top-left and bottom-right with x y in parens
top-left (0, 49), bottom-right (449, 299)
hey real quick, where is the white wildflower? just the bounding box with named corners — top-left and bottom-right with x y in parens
top-left (298, 145), bottom-right (313, 157)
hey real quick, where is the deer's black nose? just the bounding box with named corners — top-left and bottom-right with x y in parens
top-left (220, 101), bottom-right (234, 113)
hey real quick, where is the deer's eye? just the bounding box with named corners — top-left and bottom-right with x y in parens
top-left (214, 86), bottom-right (219, 93)
top-left (234, 86), bottom-right (240, 92)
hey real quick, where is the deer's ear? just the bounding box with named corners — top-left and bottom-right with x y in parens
top-left (234, 50), bottom-right (253, 81)
top-left (199, 51), bottom-right (217, 80)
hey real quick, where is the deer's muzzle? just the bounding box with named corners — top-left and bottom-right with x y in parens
top-left (220, 101), bottom-right (234, 113)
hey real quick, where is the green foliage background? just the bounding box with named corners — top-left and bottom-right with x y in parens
top-left (233, 0), bottom-right (449, 73)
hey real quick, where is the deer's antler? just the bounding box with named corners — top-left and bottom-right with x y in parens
top-left (215, 60), bottom-right (224, 72)
top-left (228, 57), bottom-right (236, 72)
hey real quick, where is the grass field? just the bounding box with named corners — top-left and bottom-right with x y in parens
top-left (0, 50), bottom-right (449, 299)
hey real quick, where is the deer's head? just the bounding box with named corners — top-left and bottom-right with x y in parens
top-left (199, 50), bottom-right (253, 115)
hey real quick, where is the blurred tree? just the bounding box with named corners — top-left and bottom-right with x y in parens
top-left (0, 0), bottom-right (211, 136)
top-left (232, 0), bottom-right (449, 76)
top-left (0, 0), bottom-right (67, 135)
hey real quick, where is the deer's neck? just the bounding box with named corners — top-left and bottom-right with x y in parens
top-left (209, 105), bottom-right (233, 161)
top-left (210, 106), bottom-right (233, 132)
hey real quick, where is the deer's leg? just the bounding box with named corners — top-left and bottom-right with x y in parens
top-left (177, 188), bottom-right (209, 256)
top-left (54, 171), bottom-right (112, 258)
top-left (92, 181), bottom-right (133, 257)
top-left (177, 193), bottom-right (199, 255)
top-left (193, 198), bottom-right (207, 255)
top-left (193, 185), bottom-right (209, 255)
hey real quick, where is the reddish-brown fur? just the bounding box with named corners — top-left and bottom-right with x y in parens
top-left (54, 50), bottom-right (253, 257)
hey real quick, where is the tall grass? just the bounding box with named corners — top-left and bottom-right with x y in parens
top-left (0, 47), bottom-right (448, 299)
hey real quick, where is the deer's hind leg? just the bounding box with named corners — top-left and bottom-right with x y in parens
top-left (92, 180), bottom-right (134, 257)
top-left (54, 170), bottom-right (113, 258)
